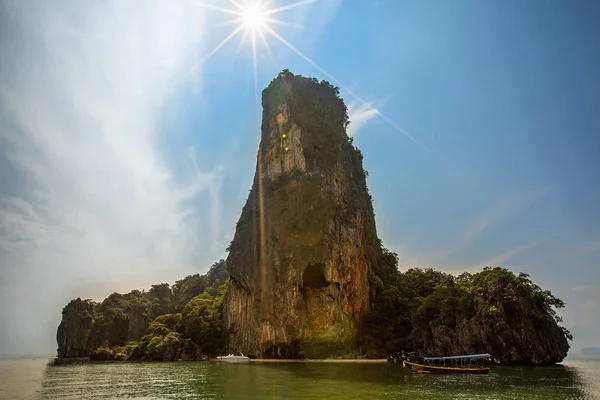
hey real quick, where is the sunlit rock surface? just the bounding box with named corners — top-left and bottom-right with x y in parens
top-left (223, 71), bottom-right (380, 358)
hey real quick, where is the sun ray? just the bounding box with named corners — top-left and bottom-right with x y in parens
top-left (264, 17), bottom-right (307, 29)
top-left (258, 28), bottom-right (279, 68)
top-left (216, 18), bottom-right (245, 28)
top-left (251, 27), bottom-right (268, 310)
top-left (195, 2), bottom-right (241, 16)
top-left (184, 24), bottom-right (245, 78)
top-left (266, 0), bottom-right (320, 15)
top-left (235, 28), bottom-right (251, 56)
top-left (229, 0), bottom-right (244, 9)
top-left (251, 31), bottom-right (260, 137)
top-left (263, 25), bottom-right (434, 155)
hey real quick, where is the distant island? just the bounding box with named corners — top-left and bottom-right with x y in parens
top-left (581, 347), bottom-right (600, 355)
top-left (56, 71), bottom-right (572, 365)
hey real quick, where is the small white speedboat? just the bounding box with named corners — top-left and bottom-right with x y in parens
top-left (216, 352), bottom-right (250, 363)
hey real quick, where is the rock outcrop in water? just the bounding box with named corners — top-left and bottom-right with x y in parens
top-left (362, 266), bottom-right (571, 364)
top-left (410, 268), bottom-right (571, 365)
top-left (223, 70), bottom-right (379, 358)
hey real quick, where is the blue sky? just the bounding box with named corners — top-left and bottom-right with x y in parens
top-left (0, 0), bottom-right (598, 355)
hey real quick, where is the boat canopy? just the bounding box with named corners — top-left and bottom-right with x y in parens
top-left (423, 353), bottom-right (491, 361)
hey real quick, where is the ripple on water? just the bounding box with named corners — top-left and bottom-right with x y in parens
top-left (1, 358), bottom-right (599, 400)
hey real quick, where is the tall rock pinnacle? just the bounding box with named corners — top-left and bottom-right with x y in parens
top-left (223, 70), bottom-right (380, 358)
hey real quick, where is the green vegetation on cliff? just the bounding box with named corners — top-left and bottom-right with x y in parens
top-left (58, 260), bottom-right (228, 360)
top-left (123, 284), bottom-right (226, 361)
top-left (60, 256), bottom-right (571, 364)
top-left (362, 248), bottom-right (572, 364)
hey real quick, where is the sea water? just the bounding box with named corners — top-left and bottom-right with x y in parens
top-left (0, 355), bottom-right (598, 399)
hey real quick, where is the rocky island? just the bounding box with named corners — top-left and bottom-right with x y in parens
top-left (56, 71), bottom-right (572, 365)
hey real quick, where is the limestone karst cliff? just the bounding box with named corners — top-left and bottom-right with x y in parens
top-left (361, 266), bottom-right (571, 364)
top-left (223, 70), bottom-right (380, 358)
top-left (408, 268), bottom-right (571, 365)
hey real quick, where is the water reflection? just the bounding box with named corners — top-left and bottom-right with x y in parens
top-left (10, 357), bottom-right (592, 399)
top-left (225, 362), bottom-right (594, 400)
top-left (41, 361), bottom-right (223, 399)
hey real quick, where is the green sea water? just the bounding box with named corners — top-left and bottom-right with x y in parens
top-left (1, 355), bottom-right (598, 399)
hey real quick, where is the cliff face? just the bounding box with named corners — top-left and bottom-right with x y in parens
top-left (223, 71), bottom-right (380, 358)
top-left (362, 267), bottom-right (571, 365)
top-left (434, 299), bottom-right (569, 365)
top-left (409, 269), bottom-right (570, 365)
top-left (57, 298), bottom-right (98, 358)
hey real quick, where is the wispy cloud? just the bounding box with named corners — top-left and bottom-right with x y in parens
top-left (347, 101), bottom-right (381, 137)
top-left (445, 239), bottom-right (545, 274)
top-left (287, 0), bottom-right (343, 46)
top-left (428, 186), bottom-right (548, 264)
top-left (399, 239), bottom-right (545, 275)
top-left (188, 146), bottom-right (224, 253)
top-left (394, 186), bottom-right (549, 272)
top-left (0, 0), bottom-right (223, 354)
top-left (478, 239), bottom-right (544, 268)
top-left (572, 238), bottom-right (600, 255)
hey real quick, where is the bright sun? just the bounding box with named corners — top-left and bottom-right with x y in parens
top-left (189, 0), bottom-right (419, 160)
top-left (240, 3), bottom-right (267, 31)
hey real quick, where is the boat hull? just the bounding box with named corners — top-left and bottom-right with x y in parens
top-left (216, 356), bottom-right (250, 363)
top-left (404, 361), bottom-right (490, 374)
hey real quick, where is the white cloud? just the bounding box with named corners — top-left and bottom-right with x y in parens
top-left (188, 146), bottom-right (224, 254)
top-left (427, 186), bottom-right (548, 264)
top-left (445, 239), bottom-right (544, 275)
top-left (0, 0), bottom-right (225, 354)
top-left (394, 186), bottom-right (549, 272)
top-left (287, 0), bottom-right (343, 47)
top-left (347, 101), bottom-right (380, 137)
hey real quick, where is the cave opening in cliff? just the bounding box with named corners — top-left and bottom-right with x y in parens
top-left (302, 263), bottom-right (329, 290)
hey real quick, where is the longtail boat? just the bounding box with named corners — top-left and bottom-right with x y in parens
top-left (403, 353), bottom-right (491, 374)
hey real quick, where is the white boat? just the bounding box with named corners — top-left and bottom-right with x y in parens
top-left (216, 352), bottom-right (250, 363)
